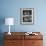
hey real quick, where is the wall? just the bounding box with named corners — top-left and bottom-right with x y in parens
top-left (0, 0), bottom-right (46, 46)
top-left (0, 0), bottom-right (46, 32)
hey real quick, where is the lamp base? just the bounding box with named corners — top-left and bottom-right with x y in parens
top-left (8, 32), bottom-right (11, 35)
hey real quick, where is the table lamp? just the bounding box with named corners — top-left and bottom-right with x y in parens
top-left (5, 18), bottom-right (14, 35)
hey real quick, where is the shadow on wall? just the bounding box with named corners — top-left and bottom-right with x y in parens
top-left (0, 33), bottom-right (4, 46)
top-left (0, 16), bottom-right (5, 32)
top-left (0, 16), bottom-right (5, 46)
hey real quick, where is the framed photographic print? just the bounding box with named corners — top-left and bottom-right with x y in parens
top-left (20, 8), bottom-right (34, 24)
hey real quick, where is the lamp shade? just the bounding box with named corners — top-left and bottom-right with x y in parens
top-left (5, 18), bottom-right (14, 25)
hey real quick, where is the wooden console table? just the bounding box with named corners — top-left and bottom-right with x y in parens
top-left (4, 32), bottom-right (43, 46)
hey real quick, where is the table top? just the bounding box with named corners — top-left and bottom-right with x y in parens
top-left (4, 32), bottom-right (43, 40)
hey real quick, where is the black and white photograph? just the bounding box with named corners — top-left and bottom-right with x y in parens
top-left (23, 10), bottom-right (32, 15)
top-left (20, 8), bottom-right (34, 24)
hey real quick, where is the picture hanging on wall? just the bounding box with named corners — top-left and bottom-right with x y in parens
top-left (20, 8), bottom-right (34, 24)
